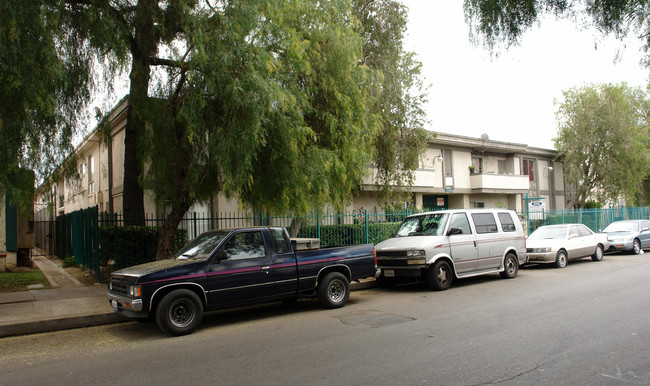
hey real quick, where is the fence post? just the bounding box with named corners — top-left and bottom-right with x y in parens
top-left (364, 210), bottom-right (369, 244)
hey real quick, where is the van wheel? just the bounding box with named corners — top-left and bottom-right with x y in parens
top-left (426, 261), bottom-right (452, 291)
top-left (318, 272), bottom-right (350, 309)
top-left (500, 253), bottom-right (519, 279)
top-left (554, 250), bottom-right (568, 268)
top-left (155, 289), bottom-right (203, 336)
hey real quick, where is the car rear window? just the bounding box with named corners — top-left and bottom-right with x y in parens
top-left (471, 213), bottom-right (498, 234)
top-left (498, 212), bottom-right (516, 232)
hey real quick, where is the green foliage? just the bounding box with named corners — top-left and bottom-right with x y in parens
top-left (297, 222), bottom-right (401, 246)
top-left (354, 0), bottom-right (430, 200)
top-left (62, 256), bottom-right (75, 268)
top-left (554, 83), bottom-right (650, 207)
top-left (0, 0), bottom-right (94, 207)
top-left (584, 201), bottom-right (603, 209)
top-left (464, 0), bottom-right (650, 69)
top-left (99, 226), bottom-right (188, 268)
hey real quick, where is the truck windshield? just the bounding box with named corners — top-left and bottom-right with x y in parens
top-left (175, 231), bottom-right (230, 259)
top-left (396, 213), bottom-right (448, 237)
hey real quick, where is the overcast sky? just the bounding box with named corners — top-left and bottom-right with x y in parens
top-left (401, 1), bottom-right (649, 150)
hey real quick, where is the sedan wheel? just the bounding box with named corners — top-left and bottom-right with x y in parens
top-left (591, 244), bottom-right (604, 261)
top-left (554, 250), bottom-right (568, 268)
top-left (633, 239), bottom-right (641, 255)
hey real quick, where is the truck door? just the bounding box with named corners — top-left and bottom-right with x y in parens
top-left (206, 230), bottom-right (277, 307)
top-left (447, 213), bottom-right (478, 273)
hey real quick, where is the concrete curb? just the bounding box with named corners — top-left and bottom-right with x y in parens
top-left (0, 312), bottom-right (130, 338)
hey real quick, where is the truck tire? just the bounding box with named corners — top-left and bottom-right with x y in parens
top-left (318, 272), bottom-right (350, 309)
top-left (426, 260), bottom-right (452, 291)
top-left (155, 289), bottom-right (204, 336)
top-left (499, 252), bottom-right (519, 279)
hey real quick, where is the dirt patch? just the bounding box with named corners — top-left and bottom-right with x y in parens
top-left (64, 265), bottom-right (101, 286)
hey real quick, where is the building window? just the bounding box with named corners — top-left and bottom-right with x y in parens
top-left (498, 160), bottom-right (506, 174)
top-left (471, 201), bottom-right (485, 208)
top-left (522, 159), bottom-right (535, 182)
top-left (88, 155), bottom-right (95, 194)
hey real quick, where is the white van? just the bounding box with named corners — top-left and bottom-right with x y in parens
top-left (375, 209), bottom-right (527, 290)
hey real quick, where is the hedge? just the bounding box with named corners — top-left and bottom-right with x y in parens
top-left (99, 226), bottom-right (188, 270)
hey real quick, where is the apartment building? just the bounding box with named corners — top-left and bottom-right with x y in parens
top-left (356, 132), bottom-right (566, 213)
top-left (36, 98), bottom-right (567, 219)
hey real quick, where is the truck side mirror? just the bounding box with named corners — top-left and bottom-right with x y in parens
top-left (215, 250), bottom-right (229, 261)
top-left (447, 227), bottom-right (463, 236)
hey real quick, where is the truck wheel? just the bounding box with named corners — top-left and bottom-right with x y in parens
top-left (155, 289), bottom-right (204, 336)
top-left (426, 260), bottom-right (452, 291)
top-left (500, 252), bottom-right (519, 279)
top-left (318, 272), bottom-right (350, 309)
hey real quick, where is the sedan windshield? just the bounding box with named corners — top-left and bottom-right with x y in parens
top-left (603, 222), bottom-right (638, 232)
top-left (175, 231), bottom-right (230, 259)
top-left (396, 213), bottom-right (448, 237)
top-left (528, 226), bottom-right (567, 240)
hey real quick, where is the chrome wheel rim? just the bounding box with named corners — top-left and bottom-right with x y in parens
top-left (328, 279), bottom-right (345, 303)
top-left (437, 266), bottom-right (449, 284)
top-left (506, 257), bottom-right (517, 274)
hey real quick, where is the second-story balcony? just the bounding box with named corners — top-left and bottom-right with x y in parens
top-left (470, 172), bottom-right (529, 193)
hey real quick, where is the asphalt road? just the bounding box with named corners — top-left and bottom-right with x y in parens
top-left (1, 252), bottom-right (649, 385)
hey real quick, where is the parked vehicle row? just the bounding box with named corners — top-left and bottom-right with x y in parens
top-left (107, 212), bottom-right (648, 336)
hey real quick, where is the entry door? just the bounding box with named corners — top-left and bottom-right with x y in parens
top-left (206, 230), bottom-right (276, 307)
top-left (447, 213), bottom-right (478, 273)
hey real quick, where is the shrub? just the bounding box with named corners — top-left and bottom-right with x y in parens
top-left (297, 222), bottom-right (400, 246)
top-left (62, 256), bottom-right (76, 268)
top-left (99, 226), bottom-right (188, 270)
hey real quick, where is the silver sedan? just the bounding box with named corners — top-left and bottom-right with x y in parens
top-left (526, 224), bottom-right (609, 268)
top-left (602, 219), bottom-right (650, 254)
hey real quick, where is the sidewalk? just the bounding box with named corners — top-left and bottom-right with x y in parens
top-left (0, 254), bottom-right (128, 338)
top-left (0, 254), bottom-right (377, 338)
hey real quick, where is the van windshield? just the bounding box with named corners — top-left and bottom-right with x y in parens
top-left (396, 213), bottom-right (448, 237)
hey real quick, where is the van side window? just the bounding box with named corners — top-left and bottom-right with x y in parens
top-left (449, 213), bottom-right (472, 234)
top-left (471, 213), bottom-right (498, 234)
top-left (498, 212), bottom-right (516, 232)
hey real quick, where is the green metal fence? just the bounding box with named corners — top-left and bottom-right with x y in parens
top-left (36, 205), bottom-right (649, 283)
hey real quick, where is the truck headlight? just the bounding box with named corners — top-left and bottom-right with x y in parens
top-left (406, 250), bottom-right (426, 258)
top-left (129, 285), bottom-right (142, 297)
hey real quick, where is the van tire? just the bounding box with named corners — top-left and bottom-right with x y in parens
top-left (426, 261), bottom-right (452, 291)
top-left (500, 252), bottom-right (519, 279)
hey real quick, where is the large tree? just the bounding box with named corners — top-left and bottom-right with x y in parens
top-left (0, 0), bottom-right (94, 213)
top-left (2, 0), bottom-right (429, 259)
top-left (554, 83), bottom-right (650, 207)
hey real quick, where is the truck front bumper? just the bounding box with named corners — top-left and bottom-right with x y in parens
top-left (107, 292), bottom-right (146, 318)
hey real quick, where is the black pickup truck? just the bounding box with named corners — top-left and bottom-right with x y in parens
top-left (107, 226), bottom-right (377, 335)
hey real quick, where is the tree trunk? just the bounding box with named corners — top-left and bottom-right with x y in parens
top-left (156, 192), bottom-right (191, 260)
top-left (122, 0), bottom-right (157, 226)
